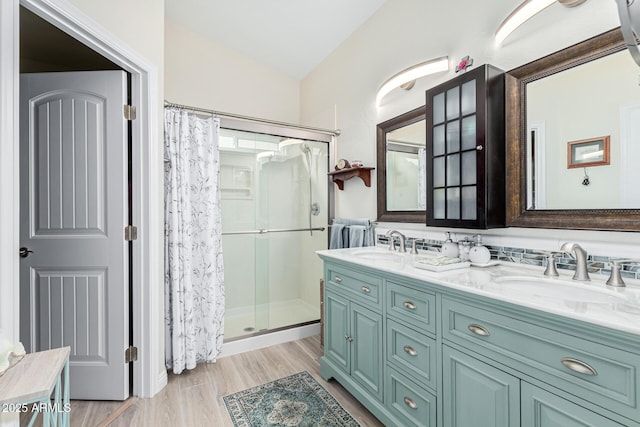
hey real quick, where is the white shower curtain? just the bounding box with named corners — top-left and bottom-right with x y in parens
top-left (164, 107), bottom-right (224, 374)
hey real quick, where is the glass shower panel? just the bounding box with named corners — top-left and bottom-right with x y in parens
top-left (220, 128), bottom-right (328, 339)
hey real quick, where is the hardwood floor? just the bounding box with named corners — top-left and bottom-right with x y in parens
top-left (38, 335), bottom-right (383, 426)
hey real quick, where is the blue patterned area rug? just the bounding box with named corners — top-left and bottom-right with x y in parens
top-left (223, 371), bottom-right (361, 426)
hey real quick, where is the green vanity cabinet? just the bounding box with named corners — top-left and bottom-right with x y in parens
top-left (322, 263), bottom-right (384, 405)
top-left (321, 262), bottom-right (437, 426)
top-left (442, 345), bottom-right (625, 427)
top-left (319, 257), bottom-right (640, 427)
top-left (324, 289), bottom-right (383, 402)
top-left (442, 296), bottom-right (640, 425)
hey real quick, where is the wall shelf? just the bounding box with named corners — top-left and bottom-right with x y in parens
top-left (328, 167), bottom-right (374, 190)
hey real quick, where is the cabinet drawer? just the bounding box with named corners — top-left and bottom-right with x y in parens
top-left (386, 281), bottom-right (436, 335)
top-left (326, 264), bottom-right (382, 308)
top-left (386, 319), bottom-right (436, 391)
top-left (385, 367), bottom-right (437, 427)
top-left (443, 297), bottom-right (640, 421)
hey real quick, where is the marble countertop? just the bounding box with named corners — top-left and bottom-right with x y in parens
top-left (317, 247), bottom-right (640, 337)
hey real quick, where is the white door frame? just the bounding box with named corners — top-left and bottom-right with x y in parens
top-left (0, 0), bottom-right (164, 397)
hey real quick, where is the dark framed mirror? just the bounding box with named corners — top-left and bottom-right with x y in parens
top-left (506, 28), bottom-right (640, 231)
top-left (376, 106), bottom-right (426, 223)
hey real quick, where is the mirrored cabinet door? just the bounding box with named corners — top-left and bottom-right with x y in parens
top-left (426, 64), bottom-right (506, 229)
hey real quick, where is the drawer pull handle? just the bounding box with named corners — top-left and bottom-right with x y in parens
top-left (403, 345), bottom-right (417, 356)
top-left (334, 276), bottom-right (342, 282)
top-left (361, 286), bottom-right (371, 293)
top-left (468, 324), bottom-right (490, 336)
top-left (403, 396), bottom-right (418, 409)
top-left (403, 301), bottom-right (417, 310)
top-left (561, 357), bottom-right (598, 376)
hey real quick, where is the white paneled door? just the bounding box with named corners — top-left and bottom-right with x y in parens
top-left (19, 71), bottom-right (130, 400)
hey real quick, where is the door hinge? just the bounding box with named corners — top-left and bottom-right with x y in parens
top-left (123, 105), bottom-right (137, 120)
top-left (124, 225), bottom-right (138, 241)
top-left (125, 346), bottom-right (138, 363)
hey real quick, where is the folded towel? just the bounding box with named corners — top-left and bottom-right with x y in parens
top-left (415, 256), bottom-right (463, 266)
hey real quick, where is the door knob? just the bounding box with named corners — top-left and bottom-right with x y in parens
top-left (19, 247), bottom-right (34, 258)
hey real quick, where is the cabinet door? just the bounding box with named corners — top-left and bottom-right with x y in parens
top-left (521, 383), bottom-right (624, 427)
top-left (429, 76), bottom-right (479, 224)
top-left (443, 346), bottom-right (520, 427)
top-left (426, 64), bottom-right (505, 229)
top-left (324, 290), bottom-right (350, 373)
top-left (351, 302), bottom-right (384, 401)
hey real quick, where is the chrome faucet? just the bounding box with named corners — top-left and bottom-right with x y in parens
top-left (561, 242), bottom-right (590, 281)
top-left (386, 230), bottom-right (407, 252)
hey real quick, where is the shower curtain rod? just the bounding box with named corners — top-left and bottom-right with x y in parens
top-left (164, 100), bottom-right (340, 137)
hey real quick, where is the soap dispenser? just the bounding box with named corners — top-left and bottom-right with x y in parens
top-left (441, 232), bottom-right (459, 258)
top-left (469, 235), bottom-right (491, 264)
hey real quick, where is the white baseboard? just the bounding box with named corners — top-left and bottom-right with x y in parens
top-left (154, 369), bottom-right (168, 396)
top-left (219, 323), bottom-right (320, 358)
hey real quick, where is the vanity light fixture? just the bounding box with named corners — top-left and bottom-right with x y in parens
top-left (376, 56), bottom-right (449, 106)
top-left (617, 0), bottom-right (640, 67)
top-left (557, 0), bottom-right (587, 6)
top-left (495, 0), bottom-right (588, 46)
top-left (495, 0), bottom-right (555, 46)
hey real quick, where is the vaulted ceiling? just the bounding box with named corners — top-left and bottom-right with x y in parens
top-left (164, 0), bottom-right (386, 80)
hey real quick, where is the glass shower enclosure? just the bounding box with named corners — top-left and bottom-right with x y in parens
top-left (219, 127), bottom-right (329, 340)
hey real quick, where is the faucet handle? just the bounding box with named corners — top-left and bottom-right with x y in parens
top-left (606, 259), bottom-right (635, 287)
top-left (411, 239), bottom-right (424, 255)
top-left (386, 230), bottom-right (396, 251)
top-left (543, 253), bottom-right (559, 277)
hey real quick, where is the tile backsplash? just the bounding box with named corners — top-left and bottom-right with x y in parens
top-left (377, 234), bottom-right (640, 280)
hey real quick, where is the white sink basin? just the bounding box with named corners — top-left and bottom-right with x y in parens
top-left (494, 276), bottom-right (627, 304)
top-left (350, 249), bottom-right (406, 263)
